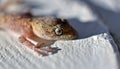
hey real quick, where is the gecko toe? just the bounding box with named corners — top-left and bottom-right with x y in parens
top-left (41, 46), bottom-right (61, 54)
top-left (34, 47), bottom-right (61, 56)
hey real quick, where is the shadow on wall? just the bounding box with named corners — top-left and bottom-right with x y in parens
top-left (82, 0), bottom-right (120, 37)
top-left (68, 18), bottom-right (108, 39)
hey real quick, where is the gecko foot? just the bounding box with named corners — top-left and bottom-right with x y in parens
top-left (19, 36), bottom-right (61, 57)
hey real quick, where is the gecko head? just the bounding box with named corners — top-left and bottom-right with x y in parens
top-left (31, 17), bottom-right (77, 40)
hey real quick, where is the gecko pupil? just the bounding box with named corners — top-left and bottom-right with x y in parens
top-left (54, 28), bottom-right (63, 36)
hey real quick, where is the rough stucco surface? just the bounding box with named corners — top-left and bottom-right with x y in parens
top-left (0, 0), bottom-right (120, 69)
top-left (0, 21), bottom-right (119, 69)
top-left (0, 30), bottom-right (119, 69)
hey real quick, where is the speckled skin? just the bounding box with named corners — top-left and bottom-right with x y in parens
top-left (0, 14), bottom-right (77, 56)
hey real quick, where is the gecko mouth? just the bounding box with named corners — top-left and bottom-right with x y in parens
top-left (57, 32), bottom-right (77, 40)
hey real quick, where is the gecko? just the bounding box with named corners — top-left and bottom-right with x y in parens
top-left (0, 14), bottom-right (77, 56)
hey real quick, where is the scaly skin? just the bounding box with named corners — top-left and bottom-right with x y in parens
top-left (0, 14), bottom-right (77, 56)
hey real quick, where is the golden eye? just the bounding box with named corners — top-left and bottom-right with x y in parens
top-left (54, 28), bottom-right (63, 36)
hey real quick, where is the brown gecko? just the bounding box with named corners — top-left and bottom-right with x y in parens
top-left (0, 14), bottom-right (77, 56)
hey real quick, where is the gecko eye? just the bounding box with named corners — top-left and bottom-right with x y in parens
top-left (54, 28), bottom-right (63, 36)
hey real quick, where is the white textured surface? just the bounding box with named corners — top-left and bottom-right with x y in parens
top-left (0, 31), bottom-right (119, 69)
top-left (0, 0), bottom-right (120, 69)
